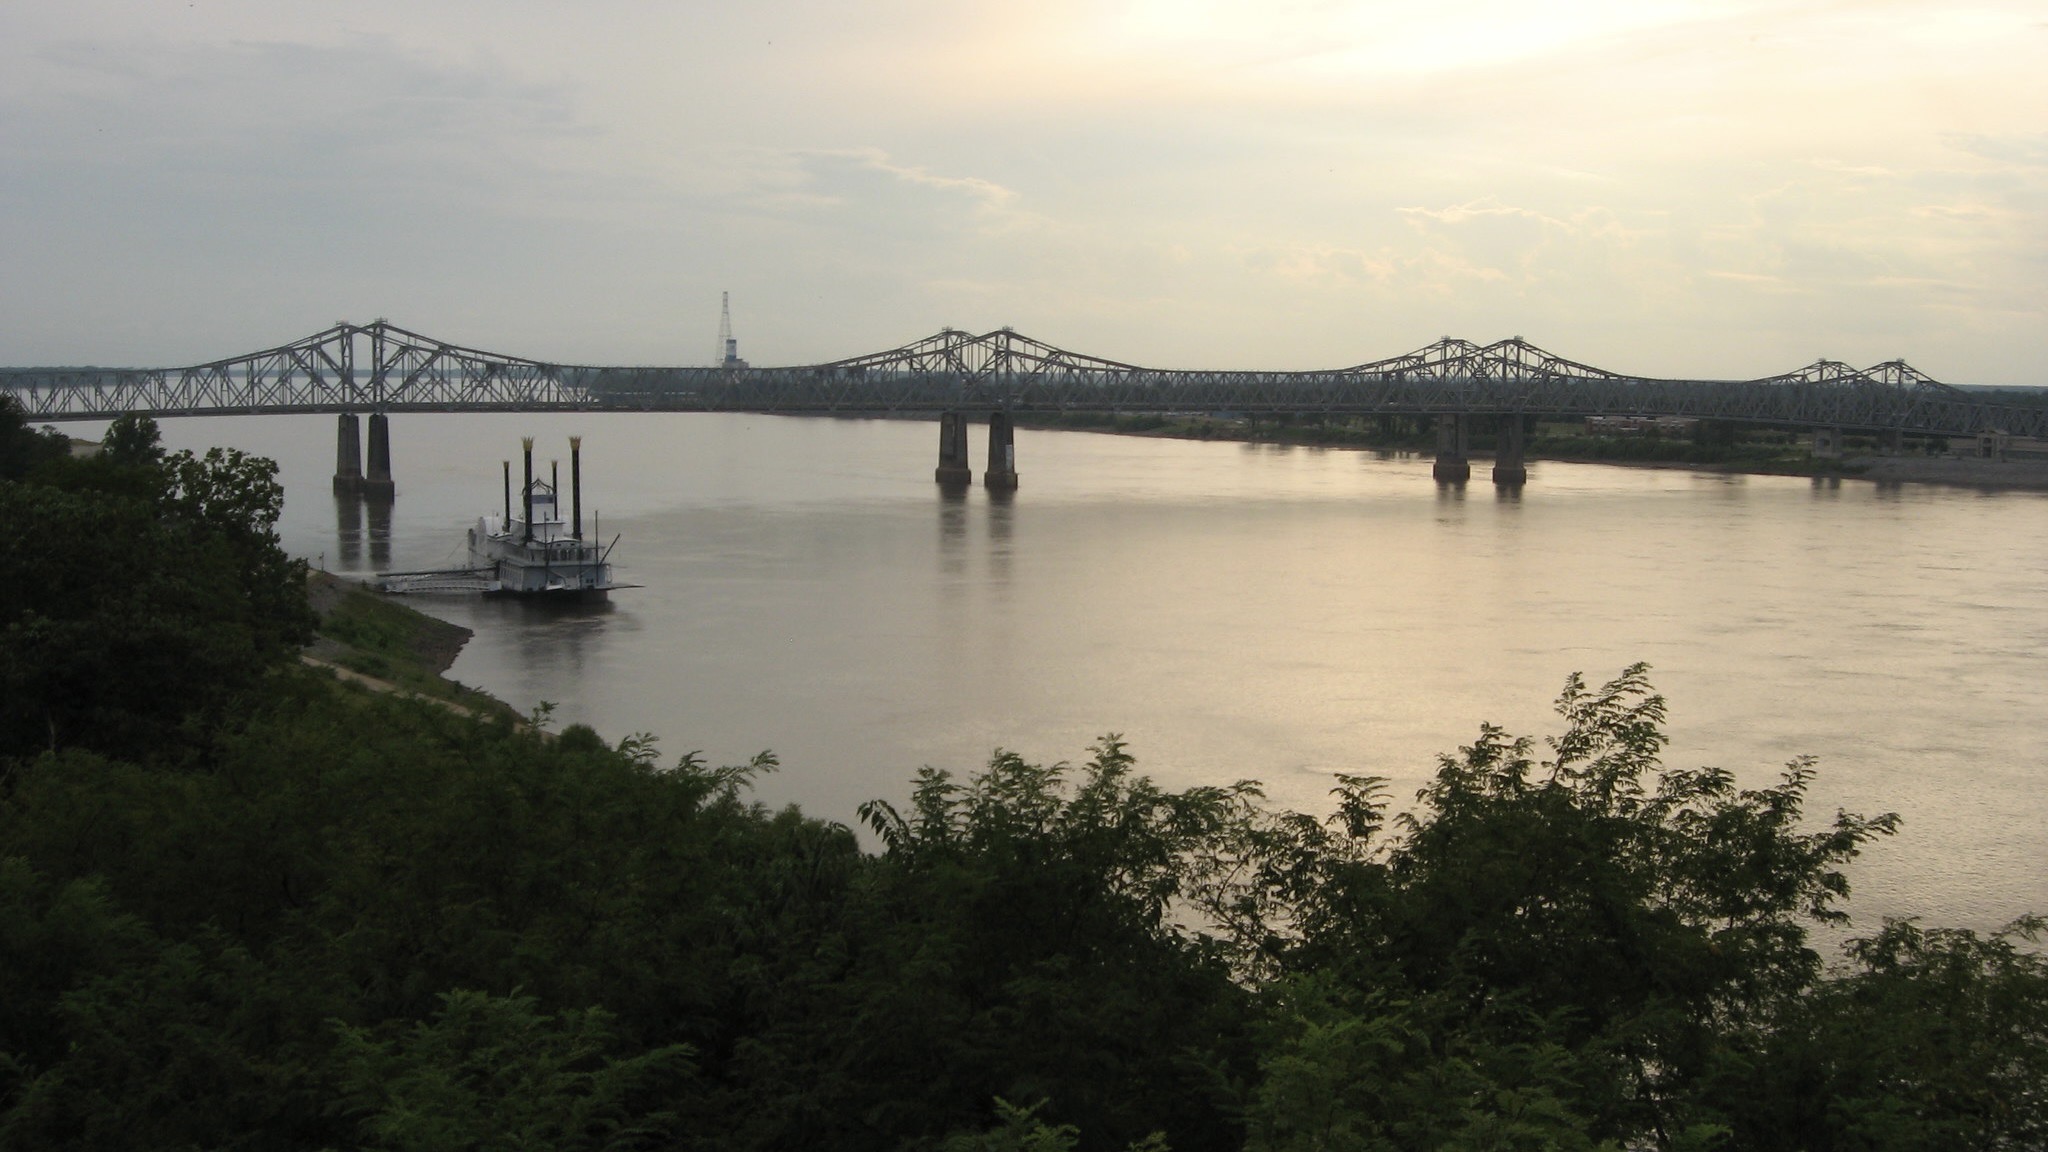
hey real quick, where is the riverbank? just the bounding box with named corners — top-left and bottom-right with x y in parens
top-left (1846, 453), bottom-right (2048, 490)
top-left (1526, 448), bottom-right (2048, 490)
top-left (304, 570), bottom-right (521, 721)
top-left (1010, 412), bottom-right (2048, 492)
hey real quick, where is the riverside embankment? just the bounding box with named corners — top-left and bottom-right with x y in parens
top-left (1012, 411), bottom-right (2048, 490)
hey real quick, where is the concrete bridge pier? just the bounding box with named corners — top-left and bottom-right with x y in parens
top-left (1812, 426), bottom-right (1843, 460)
top-left (1883, 427), bottom-right (1905, 455)
top-left (332, 412), bottom-right (363, 495)
top-left (984, 412), bottom-right (1019, 491)
top-left (1492, 415), bottom-right (1528, 487)
top-left (935, 411), bottom-right (973, 486)
top-left (363, 413), bottom-right (396, 499)
top-left (1432, 414), bottom-right (1471, 483)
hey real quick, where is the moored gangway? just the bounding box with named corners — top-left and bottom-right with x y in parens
top-left (374, 566), bottom-right (497, 595)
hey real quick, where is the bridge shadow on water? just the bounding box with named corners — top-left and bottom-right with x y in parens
top-left (935, 486), bottom-right (1016, 588)
top-left (937, 487), bottom-right (968, 579)
top-left (334, 494), bottom-right (362, 567)
top-left (1429, 477), bottom-right (1528, 506)
top-left (366, 496), bottom-right (392, 569)
top-left (332, 491), bottom-right (396, 568)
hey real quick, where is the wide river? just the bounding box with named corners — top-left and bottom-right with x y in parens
top-left (136, 412), bottom-right (2047, 935)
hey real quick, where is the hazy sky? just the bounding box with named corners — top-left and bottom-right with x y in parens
top-left (2, 1), bottom-right (2042, 382)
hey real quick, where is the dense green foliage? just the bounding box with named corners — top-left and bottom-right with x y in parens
top-left (0, 414), bottom-right (2041, 1150)
top-left (0, 398), bottom-right (73, 481)
top-left (0, 408), bottom-right (313, 760)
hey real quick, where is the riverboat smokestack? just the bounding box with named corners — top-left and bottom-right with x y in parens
top-left (570, 436), bottom-right (583, 540)
top-left (521, 437), bottom-right (534, 543)
top-left (502, 460), bottom-right (511, 527)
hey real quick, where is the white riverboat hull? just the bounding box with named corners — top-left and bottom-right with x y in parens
top-left (469, 514), bottom-right (618, 600)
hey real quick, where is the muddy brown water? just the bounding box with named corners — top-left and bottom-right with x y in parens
top-left (117, 412), bottom-right (2048, 937)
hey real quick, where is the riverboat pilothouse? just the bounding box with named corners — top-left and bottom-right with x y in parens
top-left (469, 435), bottom-right (622, 600)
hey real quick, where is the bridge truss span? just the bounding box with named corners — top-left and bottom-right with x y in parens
top-left (4, 321), bottom-right (2041, 440)
top-left (3, 320), bottom-right (590, 420)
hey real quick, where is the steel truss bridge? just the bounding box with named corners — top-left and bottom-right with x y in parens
top-left (3, 319), bottom-right (2040, 439)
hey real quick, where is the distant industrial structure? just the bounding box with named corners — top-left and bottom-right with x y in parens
top-left (716, 292), bottom-right (747, 371)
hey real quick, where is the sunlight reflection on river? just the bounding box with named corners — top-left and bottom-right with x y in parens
top-left (131, 412), bottom-right (2048, 934)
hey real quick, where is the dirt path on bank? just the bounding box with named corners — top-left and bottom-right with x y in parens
top-left (297, 654), bottom-right (494, 720)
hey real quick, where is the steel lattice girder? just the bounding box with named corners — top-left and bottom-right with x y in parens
top-left (1, 321), bottom-right (589, 419)
top-left (4, 323), bottom-right (2042, 439)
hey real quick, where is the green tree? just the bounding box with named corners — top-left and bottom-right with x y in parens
top-left (0, 422), bottom-right (311, 761)
top-left (333, 989), bottom-right (692, 1152)
top-left (98, 413), bottom-right (165, 469)
top-left (0, 856), bottom-right (153, 1133)
top-left (1268, 665), bottom-right (1898, 1147)
top-left (1718, 915), bottom-right (2048, 1150)
top-left (0, 679), bottom-right (847, 1149)
top-left (0, 924), bottom-right (326, 1152)
top-left (1247, 975), bottom-right (1628, 1152)
top-left (843, 740), bottom-right (1262, 1152)
top-left (0, 396), bottom-right (70, 481)
top-left (939, 1097), bottom-right (1172, 1152)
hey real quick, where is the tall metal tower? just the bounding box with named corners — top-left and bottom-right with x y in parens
top-left (716, 292), bottom-right (745, 369)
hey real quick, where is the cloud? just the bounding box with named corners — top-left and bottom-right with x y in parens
top-left (767, 148), bottom-right (1024, 223)
top-left (849, 152), bottom-right (1018, 210)
top-left (0, 34), bottom-right (602, 245)
top-left (10, 35), bottom-right (580, 166)
top-left (0, 1), bottom-right (2041, 380)
top-left (1398, 200), bottom-right (1568, 228)
top-left (1945, 132), bottom-right (2048, 168)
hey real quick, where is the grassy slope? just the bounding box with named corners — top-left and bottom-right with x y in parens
top-left (304, 571), bottom-right (522, 722)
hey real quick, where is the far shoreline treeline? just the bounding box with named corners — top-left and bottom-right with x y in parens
top-left (1009, 410), bottom-right (2048, 490)
top-left (2, 396), bottom-right (2044, 1151)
